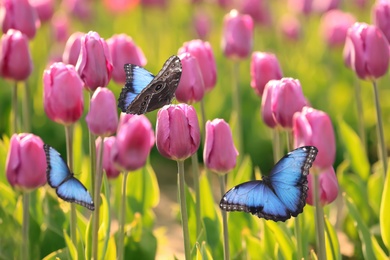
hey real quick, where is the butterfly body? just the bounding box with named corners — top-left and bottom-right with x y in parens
top-left (43, 144), bottom-right (95, 211)
top-left (118, 55), bottom-right (182, 115)
top-left (220, 146), bottom-right (318, 222)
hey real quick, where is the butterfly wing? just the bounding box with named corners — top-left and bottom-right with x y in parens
top-left (43, 144), bottom-right (71, 188)
top-left (56, 177), bottom-right (95, 210)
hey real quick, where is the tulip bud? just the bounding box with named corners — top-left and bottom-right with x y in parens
top-left (86, 87), bottom-right (118, 136)
top-left (193, 12), bottom-right (211, 40)
top-left (52, 14), bottom-right (69, 43)
top-left (6, 133), bottom-right (46, 190)
top-left (61, 0), bottom-right (91, 21)
top-left (96, 136), bottom-right (120, 179)
top-left (250, 52), bottom-right (283, 97)
top-left (176, 52), bottom-right (205, 104)
top-left (320, 10), bottom-right (356, 48)
top-left (372, 0), bottom-right (390, 43)
top-left (62, 32), bottom-right (84, 65)
top-left (43, 62), bottom-right (84, 125)
top-left (0, 29), bottom-right (33, 81)
top-left (0, 0), bottom-right (40, 39)
top-left (106, 34), bottom-right (147, 84)
top-left (76, 31), bottom-right (113, 91)
top-left (221, 9), bottom-right (254, 60)
top-left (178, 39), bottom-right (217, 91)
top-left (343, 22), bottom-right (389, 81)
top-left (261, 78), bottom-right (307, 129)
top-left (29, 0), bottom-right (55, 23)
top-left (280, 15), bottom-right (301, 41)
top-left (156, 104), bottom-right (201, 161)
top-left (204, 119), bottom-right (239, 174)
top-left (111, 114), bottom-right (154, 171)
top-left (239, 0), bottom-right (271, 26)
top-left (306, 166), bottom-right (339, 206)
top-left (293, 106), bottom-right (336, 168)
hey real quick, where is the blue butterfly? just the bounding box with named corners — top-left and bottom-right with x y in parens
top-left (220, 146), bottom-right (318, 222)
top-left (118, 55), bottom-right (182, 115)
top-left (43, 144), bottom-right (94, 211)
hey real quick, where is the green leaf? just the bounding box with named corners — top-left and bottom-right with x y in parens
top-left (372, 236), bottom-right (388, 260)
top-left (101, 174), bottom-right (112, 260)
top-left (104, 236), bottom-right (117, 260)
top-left (367, 170), bottom-right (384, 217)
top-left (64, 229), bottom-right (78, 260)
top-left (380, 164), bottom-right (390, 249)
top-left (324, 217), bottom-right (341, 260)
top-left (337, 119), bottom-right (370, 181)
top-left (265, 221), bottom-right (294, 259)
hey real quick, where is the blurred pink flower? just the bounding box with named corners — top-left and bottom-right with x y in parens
top-left (261, 78), bottom-right (307, 129)
top-left (140, 0), bottom-right (166, 7)
top-left (43, 62), bottom-right (84, 125)
top-left (178, 39), bottom-right (217, 91)
top-left (106, 34), bottom-right (147, 84)
top-left (6, 133), bottom-right (46, 190)
top-left (62, 0), bottom-right (91, 20)
top-left (176, 52), bottom-right (205, 104)
top-left (86, 87), bottom-right (118, 136)
top-left (372, 0), bottom-right (390, 43)
top-left (204, 119), bottom-right (238, 174)
top-left (156, 104), bottom-right (200, 161)
top-left (0, 0), bottom-right (40, 39)
top-left (103, 0), bottom-right (139, 12)
top-left (306, 166), bottom-right (339, 206)
top-left (62, 32), bottom-right (84, 65)
top-left (96, 136), bottom-right (120, 179)
top-left (240, 0), bottom-right (271, 26)
top-left (29, 0), bottom-right (54, 23)
top-left (280, 15), bottom-right (301, 41)
top-left (343, 22), bottom-right (389, 80)
top-left (320, 10), bottom-right (356, 48)
top-left (221, 9), bottom-right (254, 60)
top-left (250, 52), bottom-right (283, 96)
top-left (193, 12), bottom-right (211, 40)
top-left (52, 13), bottom-right (69, 43)
top-left (288, 0), bottom-right (313, 15)
top-left (112, 114), bottom-right (154, 171)
top-left (76, 31), bottom-right (113, 91)
top-left (0, 29), bottom-right (33, 81)
top-left (293, 106), bottom-right (336, 168)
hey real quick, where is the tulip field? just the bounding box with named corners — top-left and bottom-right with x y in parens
top-left (2, 0), bottom-right (390, 259)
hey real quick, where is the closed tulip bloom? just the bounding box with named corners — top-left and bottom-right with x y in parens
top-left (6, 133), bottom-right (46, 190)
top-left (280, 15), bottom-right (301, 41)
top-left (63, 32), bottom-right (83, 65)
top-left (106, 34), bottom-right (147, 84)
top-left (343, 22), bottom-right (389, 80)
top-left (250, 52), bottom-right (283, 97)
top-left (240, 0), bottom-right (271, 26)
top-left (204, 119), bottom-right (238, 174)
top-left (193, 12), bottom-right (211, 40)
top-left (29, 0), bottom-right (55, 23)
top-left (0, 29), bottom-right (33, 81)
top-left (306, 166), bottom-right (338, 205)
top-left (0, 0), bottom-right (40, 39)
top-left (320, 10), bottom-right (356, 48)
top-left (86, 87), bottom-right (118, 136)
top-left (43, 62), bottom-right (84, 125)
top-left (176, 52), bottom-right (205, 104)
top-left (293, 106), bottom-right (336, 168)
top-left (221, 9), bottom-right (254, 60)
top-left (112, 114), bottom-right (154, 171)
top-left (261, 78), bottom-right (307, 129)
top-left (96, 136), bottom-right (120, 179)
top-left (76, 31), bottom-right (113, 91)
top-left (178, 39), bottom-right (217, 91)
top-left (156, 104), bottom-right (200, 161)
top-left (372, 0), bottom-right (390, 43)
top-left (62, 0), bottom-right (91, 20)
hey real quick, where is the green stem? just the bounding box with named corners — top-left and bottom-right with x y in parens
top-left (219, 174), bottom-right (230, 260)
top-left (22, 81), bottom-right (30, 132)
top-left (200, 99), bottom-right (207, 143)
top-left (118, 172), bottom-right (128, 260)
top-left (65, 125), bottom-right (77, 249)
top-left (232, 61), bottom-right (243, 161)
top-left (272, 129), bottom-right (281, 163)
top-left (313, 171), bottom-right (326, 260)
top-left (22, 192), bottom-right (30, 260)
top-left (372, 81), bottom-right (388, 176)
top-left (177, 160), bottom-right (191, 259)
top-left (12, 81), bottom-right (18, 134)
top-left (92, 137), bottom-right (105, 260)
top-left (191, 153), bottom-right (201, 237)
top-left (354, 79), bottom-right (366, 152)
top-left (89, 92), bottom-right (97, 194)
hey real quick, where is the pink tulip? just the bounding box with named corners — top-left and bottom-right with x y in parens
top-left (320, 10), bottom-right (356, 48)
top-left (0, 29), bottom-right (33, 81)
top-left (52, 14), bottom-right (69, 43)
top-left (0, 0), bottom-right (40, 39)
top-left (312, 0), bottom-right (340, 13)
top-left (343, 22), bottom-right (389, 80)
top-left (106, 34), bottom-right (147, 84)
top-left (250, 52), bottom-right (283, 97)
top-left (221, 9), bottom-right (254, 60)
top-left (29, 0), bottom-right (55, 23)
top-left (156, 104), bottom-right (200, 161)
top-left (239, 0), bottom-right (271, 26)
top-left (193, 12), bottom-right (211, 40)
top-left (43, 62), bottom-right (84, 125)
top-left (288, 0), bottom-right (313, 15)
top-left (61, 0), bottom-right (91, 20)
top-left (112, 114), bottom-right (154, 171)
top-left (62, 32), bottom-right (84, 66)
top-left (103, 0), bottom-right (139, 12)
top-left (76, 31), bottom-right (113, 91)
top-left (204, 119), bottom-right (238, 174)
top-left (96, 136), bottom-right (120, 179)
top-left (306, 166), bottom-right (339, 206)
top-left (293, 106), bottom-right (336, 168)
top-left (176, 52), bottom-right (205, 104)
top-left (372, 0), bottom-right (390, 43)
top-left (6, 133), bottom-right (46, 190)
top-left (280, 15), bottom-right (301, 41)
top-left (86, 87), bottom-right (118, 136)
top-left (261, 78), bottom-right (307, 129)
top-left (178, 39), bottom-right (217, 91)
